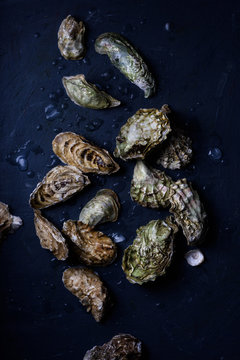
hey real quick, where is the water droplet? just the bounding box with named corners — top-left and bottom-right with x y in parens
top-left (85, 119), bottom-right (103, 132)
top-left (202, 185), bottom-right (206, 190)
top-left (117, 280), bottom-right (122, 285)
top-left (56, 88), bottom-right (64, 96)
top-left (54, 127), bottom-right (63, 133)
top-left (52, 60), bottom-right (57, 66)
top-left (58, 65), bottom-right (64, 71)
top-left (34, 32), bottom-right (40, 38)
top-left (40, 87), bottom-right (45, 91)
top-left (112, 123), bottom-right (119, 129)
top-left (45, 104), bottom-right (60, 120)
top-left (111, 233), bottom-right (126, 243)
top-left (49, 92), bottom-right (57, 101)
top-left (61, 102), bottom-right (68, 110)
top-left (64, 303), bottom-right (74, 313)
top-left (139, 18), bottom-right (146, 25)
top-left (101, 71), bottom-right (112, 80)
top-left (27, 170), bottom-right (35, 178)
top-left (83, 57), bottom-right (91, 65)
top-left (36, 124), bottom-right (42, 131)
top-left (16, 156), bottom-right (28, 171)
top-left (208, 147), bottom-right (222, 161)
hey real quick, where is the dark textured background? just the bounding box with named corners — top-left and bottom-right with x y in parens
top-left (0, 0), bottom-right (240, 359)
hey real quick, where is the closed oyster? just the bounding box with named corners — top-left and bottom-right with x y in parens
top-left (79, 189), bottom-right (120, 227)
top-left (34, 210), bottom-right (68, 260)
top-left (52, 132), bottom-right (120, 174)
top-left (114, 106), bottom-right (171, 160)
top-left (169, 179), bottom-right (207, 245)
top-left (83, 334), bottom-right (142, 360)
top-left (62, 267), bottom-right (109, 322)
top-left (130, 160), bottom-right (172, 208)
top-left (95, 32), bottom-right (155, 98)
top-left (58, 15), bottom-right (86, 60)
top-left (29, 165), bottom-right (90, 209)
top-left (0, 202), bottom-right (22, 240)
top-left (62, 74), bottom-right (120, 109)
top-left (62, 220), bottom-right (117, 266)
top-left (122, 217), bottom-right (178, 285)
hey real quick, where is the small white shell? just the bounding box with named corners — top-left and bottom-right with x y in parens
top-left (185, 249), bottom-right (204, 266)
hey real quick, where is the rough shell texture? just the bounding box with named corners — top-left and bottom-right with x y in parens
top-left (52, 132), bottom-right (120, 174)
top-left (95, 32), bottom-right (155, 98)
top-left (0, 201), bottom-right (22, 240)
top-left (58, 15), bottom-right (86, 60)
top-left (79, 189), bottom-right (120, 227)
top-left (29, 165), bottom-right (90, 209)
top-left (122, 217), bottom-right (178, 285)
top-left (185, 249), bottom-right (204, 266)
top-left (62, 74), bottom-right (120, 109)
top-left (62, 220), bottom-right (117, 266)
top-left (169, 178), bottom-right (207, 245)
top-left (83, 333), bottom-right (142, 360)
top-left (34, 210), bottom-right (68, 260)
top-left (130, 160), bottom-right (172, 208)
top-left (114, 106), bottom-right (171, 160)
top-left (62, 267), bottom-right (108, 322)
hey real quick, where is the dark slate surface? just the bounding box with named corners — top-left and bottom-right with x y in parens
top-left (0, 0), bottom-right (240, 359)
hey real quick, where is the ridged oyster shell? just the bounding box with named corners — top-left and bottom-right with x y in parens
top-left (0, 201), bottom-right (22, 240)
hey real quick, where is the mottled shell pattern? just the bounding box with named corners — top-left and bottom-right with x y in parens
top-left (29, 165), bottom-right (90, 209)
top-left (95, 32), bottom-right (155, 98)
top-left (58, 15), bottom-right (86, 60)
top-left (0, 201), bottom-right (22, 240)
top-left (122, 217), bottom-right (178, 285)
top-left (52, 132), bottom-right (120, 175)
top-left (62, 267), bottom-right (108, 322)
top-left (114, 105), bottom-right (171, 160)
top-left (62, 74), bottom-right (120, 109)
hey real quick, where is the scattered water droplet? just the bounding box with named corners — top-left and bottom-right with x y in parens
top-left (54, 127), bottom-right (63, 133)
top-left (139, 18), bottom-right (146, 25)
top-left (112, 123), bottom-right (120, 129)
top-left (61, 102), bottom-right (68, 110)
top-left (85, 119), bottom-right (103, 132)
top-left (64, 303), bottom-right (74, 313)
top-left (40, 87), bottom-right (45, 91)
top-left (16, 156), bottom-right (28, 171)
top-left (58, 65), bottom-right (64, 71)
top-left (113, 182), bottom-right (126, 193)
top-left (100, 71), bottom-right (112, 80)
top-left (36, 124), bottom-right (42, 131)
top-left (27, 170), bottom-right (35, 178)
top-left (117, 280), bottom-right (122, 285)
top-left (164, 22), bottom-right (171, 31)
top-left (83, 57), bottom-right (91, 65)
top-left (208, 147), bottom-right (222, 161)
top-left (34, 32), bottom-right (40, 38)
top-left (45, 104), bottom-right (60, 120)
top-left (111, 233), bottom-right (126, 243)
top-left (49, 92), bottom-right (57, 101)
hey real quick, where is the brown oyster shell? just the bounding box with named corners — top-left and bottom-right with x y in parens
top-left (0, 201), bottom-right (22, 240)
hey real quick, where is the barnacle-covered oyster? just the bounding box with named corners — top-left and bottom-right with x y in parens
top-left (58, 15), bottom-right (86, 60)
top-left (62, 220), bottom-right (117, 266)
top-left (185, 249), bottom-right (204, 266)
top-left (122, 217), bottom-right (178, 285)
top-left (62, 74), bottom-right (120, 109)
top-left (83, 334), bottom-right (142, 360)
top-left (0, 201), bottom-right (22, 240)
top-left (79, 189), bottom-right (120, 227)
top-left (62, 267), bottom-right (109, 322)
top-left (130, 160), bottom-right (172, 208)
top-left (34, 210), bottom-right (68, 260)
top-left (52, 132), bottom-right (120, 174)
top-left (95, 32), bottom-right (155, 98)
top-left (169, 179), bottom-right (207, 245)
top-left (114, 106), bottom-right (171, 160)
top-left (156, 133), bottom-right (192, 169)
top-left (29, 165), bottom-right (90, 209)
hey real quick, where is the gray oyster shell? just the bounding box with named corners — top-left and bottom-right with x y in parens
top-left (0, 201), bottom-right (22, 241)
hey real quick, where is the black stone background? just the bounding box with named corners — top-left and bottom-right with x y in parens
top-left (0, 0), bottom-right (240, 359)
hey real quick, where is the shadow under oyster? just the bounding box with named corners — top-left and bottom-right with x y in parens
top-left (0, 201), bottom-right (22, 241)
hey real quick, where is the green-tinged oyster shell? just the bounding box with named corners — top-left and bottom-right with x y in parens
top-left (79, 189), bottom-right (120, 227)
top-left (122, 217), bottom-right (178, 285)
top-left (62, 74), bottom-right (120, 109)
top-left (130, 160), bottom-right (172, 208)
top-left (95, 32), bottom-right (155, 98)
top-left (114, 105), bottom-right (171, 160)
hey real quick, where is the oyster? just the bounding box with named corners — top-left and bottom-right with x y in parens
top-left (62, 267), bottom-right (109, 322)
top-left (122, 217), bottom-right (178, 285)
top-left (58, 15), bottom-right (86, 60)
top-left (62, 74), bottom-right (120, 109)
top-left (52, 132), bottom-right (120, 175)
top-left (95, 32), bottom-right (155, 98)
top-left (185, 249), bottom-right (204, 266)
top-left (0, 201), bottom-right (22, 240)
top-left (29, 165), bottom-right (90, 209)
top-left (62, 220), bottom-right (117, 266)
top-left (79, 189), bottom-right (120, 227)
top-left (169, 179), bottom-right (207, 245)
top-left (83, 334), bottom-right (142, 360)
top-left (114, 106), bottom-right (171, 160)
top-left (130, 160), bottom-right (172, 208)
top-left (34, 210), bottom-right (68, 260)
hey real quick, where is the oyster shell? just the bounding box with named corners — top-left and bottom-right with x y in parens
top-left (29, 165), bottom-right (90, 209)
top-left (0, 201), bottom-right (22, 240)
top-left (52, 132), bottom-right (120, 174)
top-left (95, 32), bottom-right (155, 98)
top-left (62, 220), bottom-right (117, 266)
top-left (114, 106), bottom-right (171, 160)
top-left (185, 249), bottom-right (204, 266)
top-left (130, 160), bottom-right (172, 208)
top-left (79, 189), bottom-right (120, 227)
top-left (58, 15), bottom-right (86, 60)
top-left (83, 334), bottom-right (142, 360)
top-left (62, 267), bottom-right (109, 322)
top-left (122, 217), bottom-right (178, 285)
top-left (62, 74), bottom-right (120, 109)
top-left (34, 210), bottom-right (68, 260)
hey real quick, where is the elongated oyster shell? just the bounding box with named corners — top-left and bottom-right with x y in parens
top-left (95, 32), bottom-right (155, 98)
top-left (29, 165), bottom-right (90, 209)
top-left (83, 334), bottom-right (142, 360)
top-left (52, 132), bottom-right (120, 174)
top-left (114, 106), bottom-right (171, 160)
top-left (62, 220), bottom-right (117, 266)
top-left (79, 189), bottom-right (120, 227)
top-left (130, 160), bottom-right (172, 208)
top-left (58, 15), bottom-right (86, 60)
top-left (34, 210), bottom-right (68, 260)
top-left (0, 201), bottom-right (22, 240)
top-left (62, 267), bottom-right (109, 322)
top-left (122, 217), bottom-right (178, 285)
top-left (62, 74), bottom-right (120, 109)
